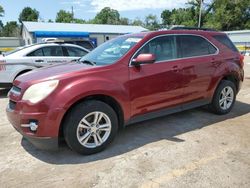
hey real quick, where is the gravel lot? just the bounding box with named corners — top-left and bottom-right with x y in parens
top-left (0, 57), bottom-right (250, 188)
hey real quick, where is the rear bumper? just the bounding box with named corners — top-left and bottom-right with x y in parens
top-left (237, 68), bottom-right (244, 93)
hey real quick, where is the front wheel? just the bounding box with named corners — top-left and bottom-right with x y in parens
top-left (63, 100), bottom-right (118, 155)
top-left (209, 80), bottom-right (236, 115)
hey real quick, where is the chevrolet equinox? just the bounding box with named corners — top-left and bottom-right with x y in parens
top-left (6, 29), bottom-right (244, 154)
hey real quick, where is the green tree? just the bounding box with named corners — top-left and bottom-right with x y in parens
top-left (120, 17), bottom-right (129, 25)
top-left (170, 8), bottom-right (196, 26)
top-left (73, 18), bottom-right (86, 24)
top-left (19, 7), bottom-right (39, 23)
top-left (131, 18), bottom-right (144, 26)
top-left (161, 10), bottom-right (171, 26)
top-left (93, 7), bottom-right (120, 24)
top-left (160, 0), bottom-right (215, 28)
top-left (205, 0), bottom-right (250, 30)
top-left (0, 4), bottom-right (4, 34)
top-left (0, 5), bottom-right (4, 17)
top-left (145, 14), bottom-right (160, 30)
top-left (55, 10), bottom-right (74, 23)
top-left (187, 0), bottom-right (215, 27)
top-left (2, 21), bottom-right (20, 37)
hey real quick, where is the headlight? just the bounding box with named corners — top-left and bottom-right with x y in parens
top-left (22, 80), bottom-right (59, 104)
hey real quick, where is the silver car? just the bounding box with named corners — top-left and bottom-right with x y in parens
top-left (0, 42), bottom-right (89, 88)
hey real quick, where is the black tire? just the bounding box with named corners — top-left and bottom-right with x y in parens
top-left (63, 100), bottom-right (118, 155)
top-left (209, 80), bottom-right (236, 115)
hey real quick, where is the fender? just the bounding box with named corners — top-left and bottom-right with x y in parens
top-left (207, 60), bottom-right (243, 99)
top-left (50, 75), bottom-right (131, 122)
top-left (12, 67), bottom-right (35, 81)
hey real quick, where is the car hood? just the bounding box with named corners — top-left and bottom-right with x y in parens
top-left (15, 62), bottom-right (95, 85)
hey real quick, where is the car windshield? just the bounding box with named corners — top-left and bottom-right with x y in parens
top-left (79, 35), bottom-right (143, 66)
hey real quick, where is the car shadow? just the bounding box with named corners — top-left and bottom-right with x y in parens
top-left (21, 100), bottom-right (250, 164)
top-left (0, 88), bottom-right (9, 98)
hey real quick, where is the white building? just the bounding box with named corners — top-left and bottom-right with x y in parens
top-left (225, 30), bottom-right (250, 53)
top-left (21, 21), bottom-right (147, 46)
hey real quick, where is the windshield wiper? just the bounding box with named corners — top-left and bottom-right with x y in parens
top-left (79, 60), bottom-right (96, 66)
top-left (71, 58), bottom-right (81, 62)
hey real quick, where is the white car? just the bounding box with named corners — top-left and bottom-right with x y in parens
top-left (0, 43), bottom-right (89, 88)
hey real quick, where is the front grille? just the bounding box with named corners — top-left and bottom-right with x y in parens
top-left (9, 100), bottom-right (16, 110)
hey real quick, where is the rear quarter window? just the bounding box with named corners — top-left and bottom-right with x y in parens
top-left (64, 46), bottom-right (88, 57)
top-left (213, 35), bottom-right (238, 52)
top-left (177, 35), bottom-right (217, 58)
top-left (76, 41), bottom-right (94, 50)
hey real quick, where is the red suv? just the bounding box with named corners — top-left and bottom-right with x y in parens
top-left (6, 29), bottom-right (244, 154)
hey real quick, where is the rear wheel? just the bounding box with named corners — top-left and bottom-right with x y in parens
top-left (63, 100), bottom-right (118, 155)
top-left (209, 80), bottom-right (236, 115)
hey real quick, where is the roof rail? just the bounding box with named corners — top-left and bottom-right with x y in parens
top-left (170, 26), bottom-right (216, 31)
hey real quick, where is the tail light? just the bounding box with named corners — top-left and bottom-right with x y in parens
top-left (0, 60), bottom-right (6, 71)
top-left (239, 54), bottom-right (244, 68)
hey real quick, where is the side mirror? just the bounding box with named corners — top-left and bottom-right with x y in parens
top-left (131, 53), bottom-right (156, 66)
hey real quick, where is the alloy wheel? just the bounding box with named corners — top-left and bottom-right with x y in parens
top-left (76, 111), bottom-right (112, 148)
top-left (219, 86), bottom-right (234, 110)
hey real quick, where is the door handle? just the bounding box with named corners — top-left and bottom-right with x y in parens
top-left (35, 59), bottom-right (44, 63)
top-left (172, 65), bottom-right (179, 72)
top-left (211, 57), bottom-right (215, 62)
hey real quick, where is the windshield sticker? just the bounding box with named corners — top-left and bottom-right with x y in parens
top-left (125, 38), bottom-right (142, 43)
top-left (121, 45), bottom-right (130, 49)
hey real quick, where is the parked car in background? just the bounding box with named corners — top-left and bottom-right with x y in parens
top-left (62, 39), bottom-right (96, 51)
top-left (42, 38), bottom-right (96, 51)
top-left (0, 42), bottom-right (89, 88)
top-left (244, 51), bottom-right (250, 56)
top-left (6, 29), bottom-right (244, 155)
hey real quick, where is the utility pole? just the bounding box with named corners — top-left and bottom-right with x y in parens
top-left (198, 0), bottom-right (203, 28)
top-left (71, 6), bottom-right (74, 19)
top-left (71, 6), bottom-right (74, 23)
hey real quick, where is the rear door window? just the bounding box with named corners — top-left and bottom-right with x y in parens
top-left (42, 46), bottom-right (64, 56)
top-left (177, 35), bottom-right (217, 58)
top-left (135, 36), bottom-right (177, 62)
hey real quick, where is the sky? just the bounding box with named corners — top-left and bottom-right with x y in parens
top-left (0, 0), bottom-right (189, 24)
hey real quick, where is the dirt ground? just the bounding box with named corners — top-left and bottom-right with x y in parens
top-left (0, 57), bottom-right (250, 188)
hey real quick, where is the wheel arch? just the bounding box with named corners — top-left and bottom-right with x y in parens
top-left (221, 74), bottom-right (239, 92)
top-left (210, 72), bottom-right (240, 102)
top-left (59, 94), bottom-right (125, 140)
top-left (13, 69), bottom-right (33, 80)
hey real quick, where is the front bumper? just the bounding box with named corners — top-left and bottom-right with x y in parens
top-left (13, 124), bottom-right (58, 150)
top-left (6, 101), bottom-right (65, 150)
